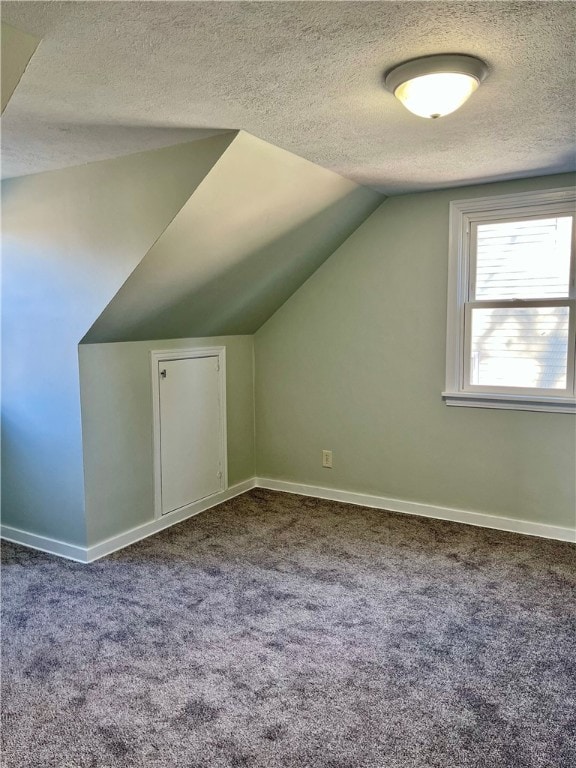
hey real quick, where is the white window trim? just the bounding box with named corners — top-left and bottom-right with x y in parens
top-left (443, 186), bottom-right (576, 414)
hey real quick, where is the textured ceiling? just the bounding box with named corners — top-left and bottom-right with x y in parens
top-left (2, 1), bottom-right (575, 193)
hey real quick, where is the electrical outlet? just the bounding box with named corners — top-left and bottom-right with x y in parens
top-left (322, 450), bottom-right (333, 469)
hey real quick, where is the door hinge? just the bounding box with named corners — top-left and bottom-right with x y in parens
top-left (160, 369), bottom-right (167, 379)
top-left (216, 361), bottom-right (220, 372)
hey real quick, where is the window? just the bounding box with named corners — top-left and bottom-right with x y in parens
top-left (444, 187), bottom-right (576, 413)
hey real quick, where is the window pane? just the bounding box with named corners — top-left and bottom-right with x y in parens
top-left (469, 306), bottom-right (569, 389)
top-left (475, 217), bottom-right (572, 299)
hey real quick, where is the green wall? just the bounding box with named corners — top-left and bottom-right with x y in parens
top-left (1, 135), bottom-right (233, 545)
top-left (3, 131), bottom-right (574, 554)
top-left (1, 23), bottom-right (39, 114)
top-left (84, 131), bottom-right (382, 342)
top-left (1, 129), bottom-right (379, 552)
top-left (255, 173), bottom-right (576, 530)
top-left (79, 337), bottom-right (255, 546)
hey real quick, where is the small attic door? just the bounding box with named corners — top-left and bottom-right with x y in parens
top-left (151, 348), bottom-right (227, 518)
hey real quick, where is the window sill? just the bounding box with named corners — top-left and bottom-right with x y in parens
top-left (442, 391), bottom-right (576, 414)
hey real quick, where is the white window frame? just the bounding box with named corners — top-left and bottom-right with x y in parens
top-left (443, 187), bottom-right (576, 414)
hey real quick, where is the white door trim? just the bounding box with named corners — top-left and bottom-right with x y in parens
top-left (150, 347), bottom-right (228, 520)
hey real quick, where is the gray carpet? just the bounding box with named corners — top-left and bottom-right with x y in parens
top-left (1, 489), bottom-right (575, 768)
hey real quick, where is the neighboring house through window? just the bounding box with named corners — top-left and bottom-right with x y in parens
top-left (444, 187), bottom-right (576, 413)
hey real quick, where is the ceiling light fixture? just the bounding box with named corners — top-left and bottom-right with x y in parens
top-left (384, 54), bottom-right (488, 119)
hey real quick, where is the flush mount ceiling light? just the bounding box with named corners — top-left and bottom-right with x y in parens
top-left (384, 54), bottom-right (488, 119)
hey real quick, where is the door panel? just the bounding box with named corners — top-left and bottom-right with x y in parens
top-left (158, 356), bottom-right (223, 515)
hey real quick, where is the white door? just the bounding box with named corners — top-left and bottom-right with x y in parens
top-left (158, 355), bottom-right (224, 515)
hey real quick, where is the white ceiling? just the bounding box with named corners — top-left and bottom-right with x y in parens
top-left (2, 1), bottom-right (575, 193)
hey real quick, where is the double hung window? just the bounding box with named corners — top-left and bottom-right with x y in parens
top-left (444, 188), bottom-right (576, 413)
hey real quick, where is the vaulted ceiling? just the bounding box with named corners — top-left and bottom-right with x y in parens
top-left (1, 22), bottom-right (39, 114)
top-left (2, 1), bottom-right (575, 193)
top-left (83, 130), bottom-right (381, 342)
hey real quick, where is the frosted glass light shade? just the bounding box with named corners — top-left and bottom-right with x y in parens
top-left (385, 54), bottom-right (488, 119)
top-left (394, 72), bottom-right (479, 118)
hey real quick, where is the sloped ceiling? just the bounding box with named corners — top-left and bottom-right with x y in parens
top-left (83, 131), bottom-right (382, 343)
top-left (1, 22), bottom-right (39, 114)
top-left (2, 2), bottom-right (575, 193)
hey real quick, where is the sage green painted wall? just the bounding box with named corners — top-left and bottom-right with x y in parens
top-left (1, 135), bottom-right (234, 545)
top-left (1, 23), bottom-right (39, 114)
top-left (85, 131), bottom-right (382, 342)
top-left (255, 173), bottom-right (576, 530)
top-left (79, 336), bottom-right (254, 546)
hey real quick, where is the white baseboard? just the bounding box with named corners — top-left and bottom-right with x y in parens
top-left (86, 478), bottom-right (256, 562)
top-left (1, 479), bottom-right (256, 564)
top-left (0, 526), bottom-right (89, 562)
top-left (2, 476), bottom-right (573, 562)
top-left (255, 478), bottom-right (576, 543)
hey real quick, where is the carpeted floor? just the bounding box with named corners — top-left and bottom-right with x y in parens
top-left (1, 489), bottom-right (575, 768)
